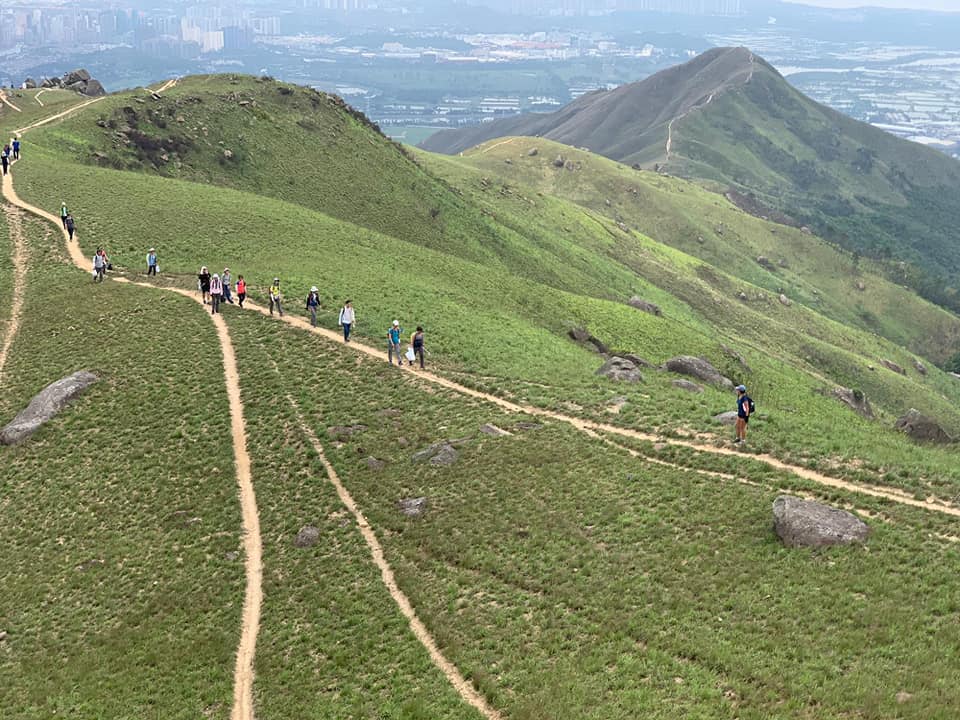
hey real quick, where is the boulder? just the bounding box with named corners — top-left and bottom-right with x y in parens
top-left (778, 293), bottom-right (792, 307)
top-left (479, 424), bottom-right (511, 437)
top-left (326, 424), bottom-right (366, 440)
top-left (951, 372), bottom-right (960, 381)
top-left (66, 81), bottom-right (87, 93)
top-left (527, 147), bottom-right (538, 157)
top-left (627, 297), bottom-right (662, 316)
top-left (713, 411), bottom-right (739, 425)
top-left (913, 360), bottom-right (928, 376)
top-left (894, 409), bottom-right (954, 444)
top-left (64, 69), bottom-right (92, 84)
top-left (294, 525), bottom-right (320, 548)
top-left (24, 78), bottom-right (36, 89)
top-left (83, 79), bottom-right (106, 97)
top-left (567, 326), bottom-right (608, 354)
top-left (398, 497), bottom-right (428, 518)
top-left (365, 457), bottom-right (385, 471)
top-left (40, 77), bottom-right (58, 89)
top-left (596, 356), bottom-right (643, 383)
top-left (618, 353), bottom-right (655, 369)
top-left (855, 280), bottom-right (866, 292)
top-left (672, 379), bottom-right (703, 393)
top-left (880, 359), bottom-right (906, 376)
top-left (412, 442), bottom-right (459, 466)
top-left (757, 256), bottom-right (774, 269)
top-left (663, 356), bottom-right (733, 389)
top-left (832, 387), bottom-right (874, 419)
top-left (0, 371), bottom-right (98, 445)
top-left (772, 496), bottom-right (870, 548)
top-left (553, 155), bottom-right (565, 168)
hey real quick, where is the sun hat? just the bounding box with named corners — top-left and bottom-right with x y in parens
top-left (393, 320), bottom-right (399, 326)
top-left (149, 247), bottom-right (155, 252)
top-left (311, 286), bottom-right (318, 292)
top-left (274, 277), bottom-right (280, 282)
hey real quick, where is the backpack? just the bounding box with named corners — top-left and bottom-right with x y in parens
top-left (747, 396), bottom-right (756, 414)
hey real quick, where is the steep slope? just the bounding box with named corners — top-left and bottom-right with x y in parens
top-left (423, 48), bottom-right (960, 300)
top-left (431, 137), bottom-right (960, 364)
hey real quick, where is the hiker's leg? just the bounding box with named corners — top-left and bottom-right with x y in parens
top-left (278, 299), bottom-right (283, 316)
top-left (417, 348), bottom-right (425, 369)
top-left (311, 308), bottom-right (317, 327)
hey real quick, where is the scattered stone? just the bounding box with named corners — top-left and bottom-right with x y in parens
top-left (832, 387), bottom-right (874, 419)
top-left (720, 344), bottom-right (752, 373)
top-left (224, 551), bottom-right (239, 562)
top-left (880, 359), bottom-right (906, 376)
top-left (672, 380), bottom-right (703, 393)
top-left (663, 356), bottom-right (733, 389)
top-left (618, 353), bottom-right (655, 369)
top-left (396, 436), bottom-right (410, 447)
top-left (778, 293), bottom-right (792, 307)
top-left (412, 442), bottom-right (459, 466)
top-left (527, 147), bottom-right (539, 157)
top-left (77, 558), bottom-right (105, 572)
top-left (568, 326), bottom-right (608, 354)
top-left (378, 408), bottom-right (402, 417)
top-left (757, 255), bottom-right (774, 269)
top-left (855, 280), bottom-right (866, 292)
top-left (365, 456), bottom-right (386, 471)
top-left (772, 496), bottom-right (871, 548)
top-left (696, 235), bottom-right (705, 244)
top-left (894, 409), bottom-right (954, 444)
top-left (294, 525), bottom-right (320, 548)
top-left (800, 226), bottom-right (812, 235)
top-left (0, 371), bottom-right (99, 445)
top-left (0, 630), bottom-right (7, 641)
top-left (913, 360), bottom-right (928, 376)
top-left (514, 422), bottom-right (542, 431)
top-left (553, 155), bottom-right (566, 168)
top-left (398, 497), bottom-right (428, 518)
top-left (504, 159), bottom-right (512, 164)
top-left (778, 259), bottom-right (789, 269)
top-left (895, 691), bottom-right (914, 705)
top-left (326, 424), bottom-right (366, 440)
top-left (223, 149), bottom-right (233, 159)
top-left (596, 356), bottom-right (643, 383)
top-left (606, 396), bottom-right (628, 413)
top-left (713, 411), bottom-right (739, 426)
top-left (738, 291), bottom-right (748, 301)
top-left (627, 297), bottom-right (662, 316)
top-left (479, 424), bottom-right (511, 437)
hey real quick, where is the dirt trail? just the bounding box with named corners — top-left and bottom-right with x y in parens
top-left (2, 81), bottom-right (262, 720)
top-left (0, 204), bottom-right (28, 386)
top-left (281, 392), bottom-right (502, 720)
top-left (0, 90), bottom-right (23, 113)
top-left (33, 90), bottom-right (47, 107)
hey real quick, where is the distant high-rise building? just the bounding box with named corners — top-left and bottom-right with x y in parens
top-left (223, 26), bottom-right (254, 50)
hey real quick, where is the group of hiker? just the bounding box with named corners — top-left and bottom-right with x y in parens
top-left (194, 264), bottom-right (426, 367)
top-left (2, 137), bottom-right (21, 175)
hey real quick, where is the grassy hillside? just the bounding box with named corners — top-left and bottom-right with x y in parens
top-left (438, 137), bottom-right (960, 365)
top-left (420, 48), bottom-right (960, 306)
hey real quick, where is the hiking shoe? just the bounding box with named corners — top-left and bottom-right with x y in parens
top-left (733, 438), bottom-right (742, 444)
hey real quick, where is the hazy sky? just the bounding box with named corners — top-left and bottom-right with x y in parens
top-left (784, 0), bottom-right (960, 10)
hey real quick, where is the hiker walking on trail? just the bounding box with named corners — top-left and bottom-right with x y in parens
top-left (387, 320), bottom-right (403, 365)
top-left (410, 326), bottom-right (425, 369)
top-left (146, 248), bottom-right (158, 276)
top-left (210, 273), bottom-right (223, 315)
top-left (198, 266), bottom-right (211, 305)
top-left (222, 268), bottom-right (234, 304)
top-left (306, 286), bottom-right (321, 327)
top-left (60, 202), bottom-right (69, 229)
top-left (338, 300), bottom-right (355, 342)
top-left (269, 278), bottom-right (283, 316)
top-left (236, 275), bottom-right (246, 308)
top-left (12, 137), bottom-right (19, 160)
top-left (734, 384), bottom-right (753, 445)
top-left (93, 247), bottom-right (107, 282)
top-left (1, 146), bottom-right (8, 175)
top-left (65, 213), bottom-right (76, 241)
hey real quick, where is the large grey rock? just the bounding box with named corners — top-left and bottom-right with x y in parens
top-left (24, 78), bottom-right (36, 89)
top-left (596, 356), bottom-right (643, 383)
top-left (83, 79), bottom-right (106, 97)
top-left (412, 442), bottom-right (459, 466)
top-left (0, 371), bottom-right (98, 445)
top-left (294, 525), bottom-right (320, 548)
top-left (894, 409), bottom-right (954, 444)
top-left (627, 297), bottom-right (662, 316)
top-left (913, 359), bottom-right (928, 376)
top-left (672, 379), bottom-right (703, 393)
top-left (713, 411), bottom-right (739, 426)
top-left (832, 387), bottom-right (874, 419)
top-left (64, 68), bottom-right (92, 84)
top-left (664, 356), bottom-right (733, 389)
top-left (479, 424), bottom-right (511, 437)
top-left (880, 359), bottom-right (906, 376)
top-left (568, 326), bottom-right (608, 354)
top-left (772, 496), bottom-right (871, 548)
top-left (398, 497), bottom-right (428, 517)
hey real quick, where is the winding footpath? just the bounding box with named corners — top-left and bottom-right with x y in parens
top-left (0, 204), bottom-right (28, 386)
top-left (3, 75), bottom-right (960, 720)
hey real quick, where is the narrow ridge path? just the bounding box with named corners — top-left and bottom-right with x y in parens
top-left (1, 79), bottom-right (262, 720)
top-left (0, 204), bottom-right (28, 386)
top-left (281, 390), bottom-right (503, 720)
top-left (0, 90), bottom-right (23, 113)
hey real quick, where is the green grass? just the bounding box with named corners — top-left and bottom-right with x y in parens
top-left (0, 219), bottom-right (242, 719)
top-left (0, 88), bottom-right (93, 139)
top-left (227, 307), bottom-right (960, 720)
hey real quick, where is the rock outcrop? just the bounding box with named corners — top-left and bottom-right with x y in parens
top-left (398, 497), bottom-right (428, 517)
top-left (294, 525), bottom-right (320, 548)
top-left (412, 442), bottom-right (460, 466)
top-left (663, 356), bottom-right (733, 389)
top-left (713, 411), bottom-right (739, 425)
top-left (627, 297), bottom-right (662, 316)
top-left (568, 326), bottom-right (608, 354)
top-left (672, 379), bottom-right (703, 393)
top-left (36, 69), bottom-right (106, 96)
top-left (596, 356), bottom-right (643, 383)
top-left (0, 371), bottom-right (99, 445)
top-left (832, 387), bottom-right (874, 419)
top-left (894, 409), bottom-right (954, 444)
top-left (880, 359), bottom-right (906, 376)
top-left (772, 496), bottom-right (870, 548)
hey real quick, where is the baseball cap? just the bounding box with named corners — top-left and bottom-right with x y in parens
top-left (735, 385), bottom-right (747, 392)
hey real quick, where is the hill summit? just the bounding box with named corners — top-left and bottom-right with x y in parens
top-left (423, 48), bottom-right (960, 309)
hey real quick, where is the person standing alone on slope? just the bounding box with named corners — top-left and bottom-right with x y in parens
top-left (146, 248), bottom-right (158, 276)
top-left (305, 286), bottom-right (321, 327)
top-left (269, 278), bottom-right (283, 316)
top-left (734, 384), bottom-right (753, 445)
top-left (338, 300), bottom-right (355, 342)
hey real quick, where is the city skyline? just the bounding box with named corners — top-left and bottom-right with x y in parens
top-left (784, 0), bottom-right (960, 11)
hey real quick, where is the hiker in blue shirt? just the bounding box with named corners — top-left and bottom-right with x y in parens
top-left (305, 286), bottom-right (321, 327)
top-left (146, 248), bottom-right (158, 276)
top-left (734, 384), bottom-right (753, 445)
top-left (12, 137), bottom-right (20, 160)
top-left (387, 320), bottom-right (403, 365)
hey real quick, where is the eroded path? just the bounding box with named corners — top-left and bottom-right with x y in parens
top-left (0, 204), bottom-right (29, 386)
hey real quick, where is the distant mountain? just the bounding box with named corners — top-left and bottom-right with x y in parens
top-left (422, 48), bottom-right (960, 309)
